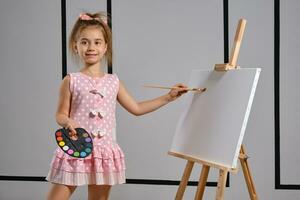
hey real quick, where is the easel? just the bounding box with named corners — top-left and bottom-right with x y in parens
top-left (168, 19), bottom-right (258, 200)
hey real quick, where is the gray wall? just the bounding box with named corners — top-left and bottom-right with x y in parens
top-left (113, 0), bottom-right (223, 183)
top-left (280, 0), bottom-right (300, 185)
top-left (0, 0), bottom-right (300, 199)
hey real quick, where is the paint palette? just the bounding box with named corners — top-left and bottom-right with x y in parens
top-left (55, 128), bottom-right (93, 158)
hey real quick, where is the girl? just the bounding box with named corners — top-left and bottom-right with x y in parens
top-left (46, 12), bottom-right (188, 200)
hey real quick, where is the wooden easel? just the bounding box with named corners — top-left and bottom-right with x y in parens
top-left (168, 19), bottom-right (258, 200)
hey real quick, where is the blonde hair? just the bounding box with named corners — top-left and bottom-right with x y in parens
top-left (69, 12), bottom-right (112, 66)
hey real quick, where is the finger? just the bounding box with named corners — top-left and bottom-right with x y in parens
top-left (182, 90), bottom-right (188, 94)
top-left (178, 89), bottom-right (188, 94)
top-left (68, 126), bottom-right (77, 136)
top-left (178, 91), bottom-right (185, 96)
top-left (177, 83), bottom-right (188, 88)
top-left (180, 88), bottom-right (188, 92)
top-left (172, 86), bottom-right (187, 93)
top-left (179, 87), bottom-right (189, 93)
top-left (71, 128), bottom-right (77, 136)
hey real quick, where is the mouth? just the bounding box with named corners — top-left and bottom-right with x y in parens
top-left (85, 53), bottom-right (98, 57)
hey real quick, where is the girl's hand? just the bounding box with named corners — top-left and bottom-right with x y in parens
top-left (64, 118), bottom-right (79, 138)
top-left (167, 83), bottom-right (188, 102)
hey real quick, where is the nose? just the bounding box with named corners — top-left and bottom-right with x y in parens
top-left (87, 43), bottom-right (95, 51)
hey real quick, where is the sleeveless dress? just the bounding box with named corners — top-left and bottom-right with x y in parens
top-left (46, 72), bottom-right (126, 186)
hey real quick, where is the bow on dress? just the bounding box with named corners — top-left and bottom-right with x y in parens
top-left (89, 88), bottom-right (106, 98)
top-left (89, 108), bottom-right (106, 119)
top-left (91, 128), bottom-right (107, 137)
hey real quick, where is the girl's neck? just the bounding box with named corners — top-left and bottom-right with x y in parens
top-left (81, 64), bottom-right (104, 78)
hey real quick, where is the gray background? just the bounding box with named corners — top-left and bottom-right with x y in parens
top-left (0, 0), bottom-right (299, 199)
top-left (280, 0), bottom-right (300, 185)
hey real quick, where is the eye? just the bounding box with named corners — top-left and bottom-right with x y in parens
top-left (95, 41), bottom-right (101, 46)
top-left (80, 40), bottom-right (88, 45)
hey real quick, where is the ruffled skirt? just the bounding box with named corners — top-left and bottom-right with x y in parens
top-left (46, 143), bottom-right (126, 186)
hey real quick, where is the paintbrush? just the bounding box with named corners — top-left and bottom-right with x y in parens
top-left (144, 85), bottom-right (206, 92)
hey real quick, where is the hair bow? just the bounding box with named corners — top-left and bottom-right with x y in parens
top-left (79, 13), bottom-right (108, 25)
top-left (79, 13), bottom-right (98, 21)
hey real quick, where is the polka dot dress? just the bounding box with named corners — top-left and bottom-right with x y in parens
top-left (46, 72), bottom-right (126, 186)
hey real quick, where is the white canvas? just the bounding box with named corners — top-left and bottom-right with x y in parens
top-left (170, 68), bottom-right (261, 168)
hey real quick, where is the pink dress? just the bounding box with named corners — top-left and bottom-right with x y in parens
top-left (46, 72), bottom-right (126, 186)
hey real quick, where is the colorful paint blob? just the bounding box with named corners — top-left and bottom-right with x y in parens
top-left (68, 149), bottom-right (74, 154)
top-left (63, 146), bottom-right (69, 151)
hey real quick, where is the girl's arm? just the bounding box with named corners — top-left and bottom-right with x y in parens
top-left (117, 81), bottom-right (187, 116)
top-left (55, 75), bottom-right (78, 135)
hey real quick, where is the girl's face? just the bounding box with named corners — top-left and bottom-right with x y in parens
top-left (75, 26), bottom-right (107, 66)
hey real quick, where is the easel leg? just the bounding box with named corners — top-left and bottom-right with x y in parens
top-left (215, 169), bottom-right (228, 200)
top-left (194, 165), bottom-right (210, 200)
top-left (175, 160), bottom-right (194, 200)
top-left (240, 145), bottom-right (258, 200)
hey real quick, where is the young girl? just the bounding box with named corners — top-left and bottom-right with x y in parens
top-left (46, 12), bottom-right (188, 200)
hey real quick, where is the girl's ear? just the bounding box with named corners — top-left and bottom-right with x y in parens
top-left (104, 43), bottom-right (108, 54)
top-left (73, 41), bottom-right (78, 54)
